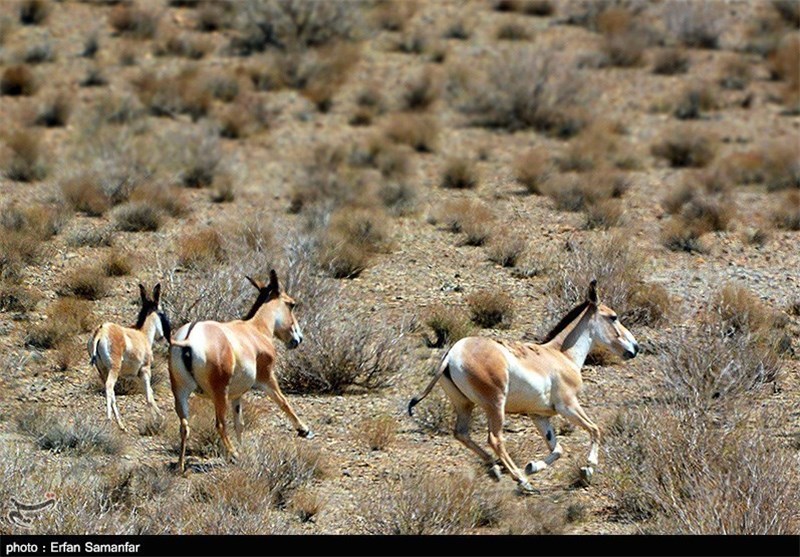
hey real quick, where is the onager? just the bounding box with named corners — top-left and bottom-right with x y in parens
top-left (168, 270), bottom-right (312, 474)
top-left (408, 279), bottom-right (639, 493)
top-left (88, 283), bottom-right (171, 431)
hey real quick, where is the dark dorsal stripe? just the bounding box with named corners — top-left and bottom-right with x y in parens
top-left (243, 288), bottom-right (275, 321)
top-left (133, 304), bottom-right (154, 330)
top-left (542, 301), bottom-right (590, 343)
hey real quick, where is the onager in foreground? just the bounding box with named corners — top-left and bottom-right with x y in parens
top-left (409, 279), bottom-right (639, 493)
top-left (168, 270), bottom-right (312, 474)
top-left (88, 283), bottom-right (171, 431)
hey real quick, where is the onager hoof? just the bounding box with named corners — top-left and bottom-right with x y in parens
top-left (487, 463), bottom-right (502, 481)
top-left (525, 460), bottom-right (546, 475)
top-left (298, 429), bottom-right (315, 439)
top-left (517, 480), bottom-right (538, 495)
top-left (579, 466), bottom-right (594, 485)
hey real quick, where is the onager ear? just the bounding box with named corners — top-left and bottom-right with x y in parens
top-left (587, 278), bottom-right (599, 305)
top-left (138, 284), bottom-right (148, 302)
top-left (245, 276), bottom-right (263, 291)
top-left (268, 269), bottom-right (280, 293)
top-left (152, 283), bottom-right (161, 304)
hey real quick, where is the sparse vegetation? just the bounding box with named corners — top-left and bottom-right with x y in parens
top-left (514, 148), bottom-right (551, 194)
top-left (3, 129), bottom-right (47, 181)
top-left (441, 157), bottom-right (479, 189)
top-left (652, 127), bottom-right (717, 168)
top-left (114, 203), bottom-right (163, 232)
top-left (358, 414), bottom-right (397, 451)
top-left (467, 290), bottom-right (514, 329)
top-left (424, 304), bottom-right (474, 348)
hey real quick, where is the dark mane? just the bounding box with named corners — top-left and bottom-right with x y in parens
top-left (243, 292), bottom-right (269, 321)
top-left (133, 304), bottom-right (152, 330)
top-left (542, 301), bottom-right (590, 343)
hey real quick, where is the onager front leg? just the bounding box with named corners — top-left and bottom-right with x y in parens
top-left (525, 416), bottom-right (564, 475)
top-left (139, 364), bottom-right (161, 416)
top-left (556, 400), bottom-right (601, 484)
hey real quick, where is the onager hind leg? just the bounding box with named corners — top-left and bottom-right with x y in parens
top-left (440, 376), bottom-right (501, 480)
top-left (258, 373), bottom-right (313, 438)
top-left (173, 386), bottom-right (192, 475)
top-left (485, 405), bottom-right (536, 494)
top-left (105, 364), bottom-right (125, 431)
top-left (525, 416), bottom-right (563, 475)
top-left (231, 398), bottom-right (243, 444)
top-left (212, 387), bottom-right (238, 462)
top-left (556, 400), bottom-right (601, 484)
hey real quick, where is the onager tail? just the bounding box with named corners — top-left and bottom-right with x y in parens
top-left (169, 338), bottom-right (194, 375)
top-left (89, 326), bottom-right (102, 367)
top-left (408, 351), bottom-right (450, 416)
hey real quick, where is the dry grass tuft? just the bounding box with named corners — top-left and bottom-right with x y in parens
top-left (468, 290), bottom-right (514, 329)
top-left (487, 229), bottom-right (528, 267)
top-left (34, 93), bottom-right (72, 127)
top-left (102, 251), bottom-right (133, 277)
top-left (772, 190), bottom-right (800, 230)
top-left (384, 113), bottom-right (439, 152)
top-left (18, 409), bottom-right (123, 455)
top-left (317, 206), bottom-right (392, 279)
top-left (496, 21), bottom-right (532, 41)
top-left (61, 174), bottom-right (111, 216)
top-left (514, 148), bottom-right (552, 194)
top-left (358, 414), bottom-right (397, 451)
top-left (402, 67), bottom-right (440, 111)
top-left (0, 65), bottom-right (36, 96)
top-left (177, 228), bottom-right (227, 269)
top-left (673, 83), bottom-right (719, 120)
top-left (652, 127), bottom-right (717, 168)
top-left (423, 304), bottom-right (474, 348)
top-left (653, 47), bottom-right (690, 75)
top-left (109, 3), bottom-right (160, 39)
top-left (3, 129), bottom-right (47, 181)
top-left (19, 0), bottom-right (49, 26)
top-left (665, 1), bottom-right (723, 49)
top-left (60, 265), bottom-right (108, 301)
top-left (114, 202), bottom-right (163, 232)
top-left (441, 157), bottom-right (479, 190)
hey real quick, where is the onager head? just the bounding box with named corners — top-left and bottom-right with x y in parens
top-left (136, 283), bottom-right (170, 342)
top-left (245, 270), bottom-right (303, 349)
top-left (584, 279), bottom-right (639, 360)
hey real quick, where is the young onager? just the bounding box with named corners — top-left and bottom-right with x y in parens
top-left (168, 270), bottom-right (312, 474)
top-left (88, 283), bottom-right (171, 431)
top-left (409, 279), bottom-right (639, 493)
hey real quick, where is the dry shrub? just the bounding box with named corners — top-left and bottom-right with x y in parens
top-left (401, 67), bottom-right (440, 111)
top-left (468, 290), bottom-right (514, 329)
top-left (358, 414), bottom-right (397, 451)
top-left (664, 0), bottom-right (723, 49)
top-left (290, 144), bottom-right (368, 213)
top-left (496, 22), bottom-right (531, 41)
top-left (60, 265), bottom-right (108, 301)
top-left (1, 203), bottom-right (66, 241)
top-left (515, 148), bottom-right (552, 194)
top-left (584, 199), bottom-right (623, 229)
top-left (487, 229), bottom-right (528, 267)
top-left (0, 64), bottom-right (36, 96)
top-left (384, 113), bottom-right (439, 152)
top-left (597, 8), bottom-right (648, 68)
top-left (379, 179), bottom-right (418, 216)
top-left (129, 183), bottom-right (189, 218)
top-left (651, 127), bottom-right (717, 168)
top-left (3, 129), bottom-right (47, 181)
top-left (772, 0), bottom-right (800, 27)
top-left (761, 142), bottom-right (800, 191)
top-left (103, 251), bottom-right (133, 277)
top-left (133, 68), bottom-right (211, 121)
top-left (210, 174), bottom-right (236, 203)
top-left (217, 94), bottom-right (270, 139)
top-left (177, 228), bottom-right (227, 269)
top-left (772, 190), bottom-right (800, 230)
top-left (34, 93), bottom-right (71, 127)
top-left (556, 121), bottom-right (634, 172)
top-left (543, 170), bottom-right (629, 213)
top-left (433, 198), bottom-right (494, 237)
top-left (673, 83), bottom-right (718, 120)
top-left (114, 202), bottom-right (163, 232)
top-left (718, 55), bottom-right (752, 90)
top-left (546, 234), bottom-right (670, 328)
top-left (177, 130), bottom-right (220, 187)
top-left (292, 43), bottom-right (361, 112)
top-left (652, 47), bottom-right (690, 75)
top-left (203, 71), bottom-right (240, 103)
top-left (26, 298), bottom-right (93, 350)
top-left (292, 487), bottom-right (325, 522)
top-left (365, 470), bottom-right (508, 534)
top-left (709, 283), bottom-right (780, 338)
top-left (460, 48), bottom-right (589, 138)
top-left (660, 217), bottom-right (704, 253)
top-left (109, 4), bottom-right (160, 39)
top-left (423, 304), bottom-right (474, 348)
top-left (61, 174), bottom-right (111, 216)
top-left (20, 41), bottom-right (55, 64)
top-left (154, 30), bottom-right (211, 59)
top-left (196, 2), bottom-right (233, 32)
top-left (0, 281), bottom-right (39, 313)
top-left (0, 229), bottom-right (40, 280)
top-left (661, 180), bottom-right (735, 250)
top-left (18, 409), bottom-right (123, 455)
top-left (606, 404), bottom-right (799, 533)
top-left (443, 18), bottom-right (471, 40)
top-left (19, 0), bottom-right (49, 25)
top-left (372, 0), bottom-right (417, 31)
top-left (441, 157), bottom-right (479, 189)
top-left (317, 206), bottom-right (392, 278)
top-left (768, 32), bottom-right (800, 88)
top-left (66, 227), bottom-right (113, 249)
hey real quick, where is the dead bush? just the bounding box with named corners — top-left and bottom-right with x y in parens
top-left (18, 409), bottom-right (123, 455)
top-left (652, 127), bottom-right (717, 168)
top-left (34, 93), bottom-right (71, 127)
top-left (460, 48), bottom-right (589, 138)
top-left (441, 157), bottom-right (479, 189)
top-left (317, 206), bottom-right (392, 279)
top-left (0, 230), bottom-right (39, 280)
top-left (652, 47), bottom-right (690, 75)
top-left (585, 199), bottom-right (623, 229)
top-left (3, 129), bottom-right (47, 181)
top-left (556, 121), bottom-right (633, 172)
top-left (66, 227), bottom-right (114, 248)
top-left (179, 130), bottom-right (220, 188)
top-left (384, 114), bottom-right (439, 152)
top-left (129, 183), bottom-right (189, 218)
top-left (19, 0), bottom-right (49, 25)
top-left (133, 68), bottom-right (211, 121)
top-left (290, 144), bottom-right (369, 213)
top-left (114, 203), bottom-right (163, 232)
top-left (210, 174), bottom-right (236, 203)
top-left (402, 67), bottom-right (440, 111)
top-left (443, 18), bottom-right (471, 40)
top-left (154, 30), bottom-right (211, 59)
top-left (597, 9), bottom-right (648, 68)
top-left (177, 228), bottom-right (227, 269)
top-left (60, 265), bottom-right (108, 301)
top-left (496, 22), bottom-right (531, 41)
top-left (606, 404), bottom-right (799, 533)
top-left (718, 55), bottom-right (752, 90)
top-left (664, 1), bottom-right (723, 49)
top-left (545, 234), bottom-right (670, 327)
top-left (109, 4), bottom-right (160, 39)
top-left (709, 283), bottom-right (778, 337)
top-left (103, 251), bottom-right (133, 277)
top-left (0, 281), bottom-right (39, 313)
top-left (772, 190), bottom-right (800, 230)
top-left (61, 174), bottom-right (111, 216)
top-left (673, 83), bottom-right (718, 120)
top-left (434, 198), bottom-right (494, 237)
top-left (761, 142), bottom-right (800, 191)
top-left (487, 229), bottom-right (528, 267)
top-left (543, 171), bottom-right (628, 213)
top-left (468, 290), bottom-right (514, 329)
top-left (358, 414), bottom-right (397, 451)
top-left (423, 304), bottom-right (474, 348)
top-left (0, 64), bottom-right (36, 96)
top-left (661, 217), bottom-right (705, 253)
top-left (662, 180), bottom-right (735, 237)
top-left (514, 148), bottom-right (552, 194)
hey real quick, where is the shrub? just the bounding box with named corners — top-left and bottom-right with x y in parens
top-left (109, 4), bottom-right (160, 39)
top-left (384, 114), bottom-right (439, 152)
top-left (61, 174), bottom-right (111, 216)
top-left (0, 281), bottom-right (39, 313)
top-left (762, 142), bottom-right (800, 191)
top-left (133, 68), bottom-right (211, 121)
top-left (402, 67), bottom-right (440, 111)
top-left (441, 158), bottom-right (479, 189)
top-left (542, 171), bottom-right (627, 213)
top-left (25, 297), bottom-right (93, 349)
top-left (773, 190), bottom-right (800, 230)
top-left (210, 175), bottom-right (236, 203)
top-left (773, 0), bottom-right (800, 27)
top-left (665, 1), bottom-right (723, 49)
top-left (468, 290), bottom-right (514, 329)
top-left (358, 414), bottom-right (397, 451)
top-left (598, 9), bottom-right (648, 68)
top-left (19, 0), bottom-right (49, 25)
top-left (102, 251), bottom-right (133, 277)
top-left (34, 93), bottom-right (71, 127)
top-left (652, 127), bottom-right (717, 168)
top-left (0, 230), bottom-right (39, 280)
top-left (372, 0), bottom-right (417, 32)
top-left (709, 283), bottom-right (778, 337)
top-left (180, 131), bottom-right (220, 188)
top-left (496, 22), bottom-right (531, 41)
top-left (718, 55), bottom-right (752, 90)
top-left (196, 2), bottom-right (232, 32)
top-left (20, 42), bottom-right (55, 64)
top-left (443, 18), bottom-right (471, 40)
top-left (514, 148), bottom-right (551, 194)
top-left (18, 410), bottom-right (123, 455)
top-left (423, 304), bottom-right (474, 348)
top-left (673, 83), bottom-right (718, 119)
top-left (114, 203), bottom-right (162, 232)
top-left (487, 229), bottom-right (528, 267)
top-left (0, 65), bottom-right (36, 96)
top-left (317, 206), bottom-right (392, 278)
top-left (129, 183), bottom-right (189, 218)
top-left (460, 48), bottom-right (589, 138)
top-left (3, 129), bottom-right (47, 181)
top-left (585, 199), bottom-right (623, 229)
top-left (177, 228), bottom-right (227, 269)
top-left (661, 217), bottom-right (705, 253)
top-left (154, 30), bottom-right (210, 59)
top-left (60, 265), bottom-right (108, 300)
top-left (289, 144), bottom-right (367, 213)
top-left (379, 179), bottom-right (418, 216)
top-left (434, 198), bottom-right (494, 235)
top-left (653, 48), bottom-right (690, 74)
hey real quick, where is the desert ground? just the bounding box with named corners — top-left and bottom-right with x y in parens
top-left (0, 0), bottom-right (798, 535)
